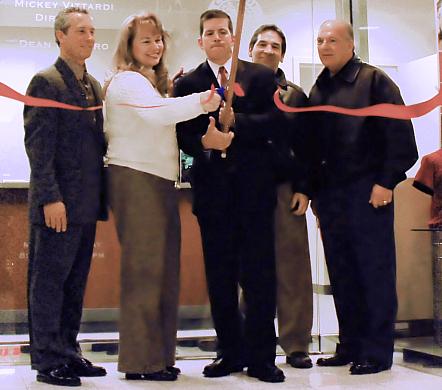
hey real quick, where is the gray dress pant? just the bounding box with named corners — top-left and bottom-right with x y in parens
top-left (28, 223), bottom-right (96, 371)
top-left (274, 182), bottom-right (313, 354)
top-left (108, 165), bottom-right (180, 374)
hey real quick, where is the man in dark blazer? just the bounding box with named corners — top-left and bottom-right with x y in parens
top-left (248, 24), bottom-right (313, 370)
top-left (174, 9), bottom-right (284, 383)
top-left (24, 7), bottom-right (107, 387)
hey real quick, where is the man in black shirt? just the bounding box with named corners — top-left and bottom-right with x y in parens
top-left (309, 19), bottom-right (418, 375)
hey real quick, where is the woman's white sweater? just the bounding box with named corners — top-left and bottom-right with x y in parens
top-left (105, 71), bottom-right (205, 181)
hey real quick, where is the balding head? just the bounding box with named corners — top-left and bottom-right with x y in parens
top-left (320, 20), bottom-right (354, 41)
top-left (317, 19), bottom-right (355, 75)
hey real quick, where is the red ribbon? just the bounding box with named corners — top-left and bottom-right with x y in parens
top-left (2, 80), bottom-right (441, 120)
top-left (0, 82), bottom-right (102, 111)
top-left (273, 88), bottom-right (441, 120)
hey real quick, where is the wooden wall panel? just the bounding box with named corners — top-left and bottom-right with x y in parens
top-left (395, 179), bottom-right (433, 320)
top-left (0, 189), bottom-right (209, 311)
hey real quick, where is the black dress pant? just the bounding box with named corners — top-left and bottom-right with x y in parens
top-left (195, 167), bottom-right (277, 368)
top-left (27, 223), bottom-right (96, 371)
top-left (315, 176), bottom-right (397, 366)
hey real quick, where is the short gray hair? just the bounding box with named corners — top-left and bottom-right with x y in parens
top-left (54, 7), bottom-right (89, 46)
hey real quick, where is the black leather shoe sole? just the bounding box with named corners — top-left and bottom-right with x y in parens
top-left (37, 373), bottom-right (81, 387)
top-left (75, 367), bottom-right (107, 377)
top-left (247, 367), bottom-right (285, 383)
top-left (125, 373), bottom-right (143, 380)
top-left (317, 355), bottom-right (352, 367)
top-left (350, 362), bottom-right (390, 375)
top-left (203, 365), bottom-right (244, 377)
top-left (247, 365), bottom-right (285, 383)
top-left (125, 370), bottom-right (177, 381)
top-left (143, 370), bottom-right (178, 381)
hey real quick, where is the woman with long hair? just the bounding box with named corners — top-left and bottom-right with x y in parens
top-left (104, 12), bottom-right (220, 381)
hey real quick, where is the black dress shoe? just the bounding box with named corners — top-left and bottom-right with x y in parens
top-left (143, 369), bottom-right (178, 381)
top-left (350, 360), bottom-right (390, 375)
top-left (125, 370), bottom-right (178, 381)
top-left (203, 357), bottom-right (244, 377)
top-left (317, 354), bottom-right (353, 366)
top-left (166, 366), bottom-right (181, 375)
top-left (125, 373), bottom-right (143, 380)
top-left (37, 364), bottom-right (81, 387)
top-left (247, 363), bottom-right (285, 383)
top-left (69, 357), bottom-right (107, 377)
top-left (126, 368), bottom-right (181, 379)
top-left (286, 352), bottom-right (313, 369)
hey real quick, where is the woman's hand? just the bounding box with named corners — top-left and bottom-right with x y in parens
top-left (200, 90), bottom-right (221, 112)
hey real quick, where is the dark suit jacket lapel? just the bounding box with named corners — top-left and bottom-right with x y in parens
top-left (88, 77), bottom-right (103, 129)
top-left (202, 61), bottom-right (220, 88)
top-left (54, 57), bottom-right (87, 107)
top-left (88, 77), bottom-right (105, 150)
top-left (89, 78), bottom-right (102, 105)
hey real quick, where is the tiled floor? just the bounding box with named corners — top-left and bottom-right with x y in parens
top-left (1, 353), bottom-right (441, 389)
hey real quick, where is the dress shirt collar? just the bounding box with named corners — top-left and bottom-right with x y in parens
top-left (207, 58), bottom-right (232, 79)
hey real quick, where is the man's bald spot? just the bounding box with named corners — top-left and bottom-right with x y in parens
top-left (319, 19), bottom-right (354, 42)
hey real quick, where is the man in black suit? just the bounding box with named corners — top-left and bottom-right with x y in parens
top-left (24, 7), bottom-right (107, 387)
top-left (174, 9), bottom-right (284, 383)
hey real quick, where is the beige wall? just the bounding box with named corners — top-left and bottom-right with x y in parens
top-left (395, 178), bottom-right (433, 320)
